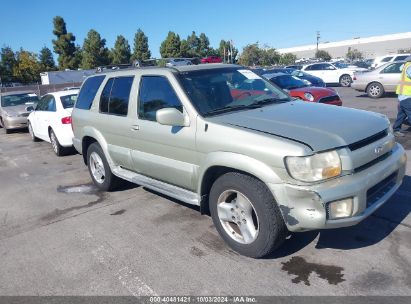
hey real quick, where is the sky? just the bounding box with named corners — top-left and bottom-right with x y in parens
top-left (1, 0), bottom-right (410, 58)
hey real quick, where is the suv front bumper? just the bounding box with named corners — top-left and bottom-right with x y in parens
top-left (269, 143), bottom-right (407, 232)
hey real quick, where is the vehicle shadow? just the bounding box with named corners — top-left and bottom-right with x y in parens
top-left (355, 92), bottom-right (397, 99)
top-left (268, 175), bottom-right (411, 258)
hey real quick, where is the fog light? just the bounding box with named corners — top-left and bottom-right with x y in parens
top-left (328, 198), bottom-right (353, 219)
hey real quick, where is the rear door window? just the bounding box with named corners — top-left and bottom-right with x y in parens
top-left (381, 56), bottom-right (393, 63)
top-left (381, 62), bottom-right (405, 74)
top-left (99, 76), bottom-right (133, 116)
top-left (75, 75), bottom-right (105, 110)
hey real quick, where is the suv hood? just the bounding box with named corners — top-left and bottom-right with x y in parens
top-left (207, 101), bottom-right (388, 151)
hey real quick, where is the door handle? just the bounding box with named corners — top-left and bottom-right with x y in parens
top-left (131, 125), bottom-right (140, 131)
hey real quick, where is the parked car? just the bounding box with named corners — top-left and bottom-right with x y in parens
top-left (262, 72), bottom-right (342, 106)
top-left (27, 89), bottom-right (79, 156)
top-left (0, 91), bottom-right (39, 133)
top-left (301, 62), bottom-right (367, 87)
top-left (201, 56), bottom-right (222, 64)
top-left (71, 64), bottom-right (406, 258)
top-left (165, 58), bottom-right (192, 67)
top-left (261, 68), bottom-right (326, 87)
top-left (284, 65), bottom-right (303, 70)
top-left (351, 61), bottom-right (406, 98)
top-left (370, 54), bottom-right (410, 69)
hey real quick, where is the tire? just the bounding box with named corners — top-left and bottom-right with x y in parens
top-left (86, 142), bottom-right (119, 191)
top-left (49, 129), bottom-right (66, 156)
top-left (0, 117), bottom-right (10, 133)
top-left (28, 121), bottom-right (39, 142)
top-left (0, 117), bottom-right (3, 128)
top-left (339, 74), bottom-right (352, 87)
top-left (367, 82), bottom-right (384, 98)
top-left (209, 172), bottom-right (287, 258)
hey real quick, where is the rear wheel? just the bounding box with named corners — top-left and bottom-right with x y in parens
top-left (209, 172), bottom-right (287, 258)
top-left (87, 142), bottom-right (120, 191)
top-left (367, 82), bottom-right (384, 98)
top-left (339, 74), bottom-right (352, 87)
top-left (50, 129), bottom-right (66, 156)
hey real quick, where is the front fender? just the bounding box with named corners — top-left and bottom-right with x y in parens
top-left (197, 151), bottom-right (283, 196)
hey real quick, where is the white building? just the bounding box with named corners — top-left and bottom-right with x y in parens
top-left (40, 69), bottom-right (95, 85)
top-left (278, 32), bottom-right (411, 59)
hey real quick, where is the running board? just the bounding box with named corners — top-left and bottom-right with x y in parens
top-left (112, 166), bottom-right (200, 206)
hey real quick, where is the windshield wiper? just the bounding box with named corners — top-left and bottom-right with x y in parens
top-left (250, 96), bottom-right (290, 105)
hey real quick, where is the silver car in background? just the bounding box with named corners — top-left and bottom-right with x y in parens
top-left (0, 91), bottom-right (39, 133)
top-left (351, 61), bottom-right (405, 98)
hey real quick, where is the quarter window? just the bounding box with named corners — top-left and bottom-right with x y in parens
top-left (100, 77), bottom-right (133, 116)
top-left (75, 75), bottom-right (105, 110)
top-left (138, 76), bottom-right (183, 121)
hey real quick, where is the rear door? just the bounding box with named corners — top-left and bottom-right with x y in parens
top-left (33, 95), bottom-right (55, 141)
top-left (378, 62), bottom-right (404, 91)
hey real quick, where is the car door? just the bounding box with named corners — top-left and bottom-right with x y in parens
top-left (94, 76), bottom-right (135, 170)
top-left (378, 62), bottom-right (404, 91)
top-left (129, 74), bottom-right (197, 191)
top-left (32, 95), bottom-right (54, 141)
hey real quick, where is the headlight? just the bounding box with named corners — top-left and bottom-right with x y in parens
top-left (304, 92), bottom-right (314, 102)
top-left (5, 112), bottom-right (18, 117)
top-left (285, 150), bottom-right (342, 182)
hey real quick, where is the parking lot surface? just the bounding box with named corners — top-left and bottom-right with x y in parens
top-left (0, 87), bottom-right (410, 296)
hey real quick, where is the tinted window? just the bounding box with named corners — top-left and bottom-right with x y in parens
top-left (75, 75), bottom-right (105, 110)
top-left (381, 62), bottom-right (404, 74)
top-left (381, 56), bottom-right (393, 63)
top-left (100, 78), bottom-right (114, 113)
top-left (47, 97), bottom-right (56, 111)
top-left (99, 77), bottom-right (133, 116)
top-left (60, 94), bottom-right (78, 109)
top-left (394, 55), bottom-right (407, 61)
top-left (138, 76), bottom-right (182, 121)
top-left (109, 77), bottom-right (133, 116)
top-left (36, 95), bottom-right (50, 111)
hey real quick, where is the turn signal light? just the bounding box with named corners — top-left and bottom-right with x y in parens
top-left (61, 116), bottom-right (72, 124)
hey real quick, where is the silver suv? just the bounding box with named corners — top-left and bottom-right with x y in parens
top-left (72, 64), bottom-right (407, 258)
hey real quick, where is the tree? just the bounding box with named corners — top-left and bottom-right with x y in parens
top-left (315, 50), bottom-right (332, 61)
top-left (198, 33), bottom-right (211, 57)
top-left (39, 46), bottom-right (56, 71)
top-left (219, 40), bottom-right (238, 63)
top-left (179, 39), bottom-right (190, 58)
top-left (110, 35), bottom-right (131, 64)
top-left (0, 46), bottom-right (17, 82)
top-left (131, 29), bottom-right (151, 62)
top-left (81, 29), bottom-right (110, 69)
top-left (346, 47), bottom-right (363, 61)
top-left (279, 53), bottom-right (297, 65)
top-left (238, 44), bottom-right (280, 66)
top-left (398, 48), bottom-right (411, 54)
top-left (52, 16), bottom-right (78, 69)
top-left (13, 49), bottom-right (42, 83)
top-left (160, 31), bottom-right (181, 58)
top-left (187, 31), bottom-right (200, 57)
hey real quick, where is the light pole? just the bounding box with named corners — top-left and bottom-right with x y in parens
top-left (316, 31), bottom-right (320, 55)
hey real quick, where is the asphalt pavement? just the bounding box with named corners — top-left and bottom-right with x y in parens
top-left (0, 87), bottom-right (410, 296)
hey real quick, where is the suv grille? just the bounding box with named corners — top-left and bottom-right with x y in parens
top-left (348, 129), bottom-right (388, 151)
top-left (353, 151), bottom-right (392, 173)
top-left (366, 172), bottom-right (397, 208)
top-left (318, 95), bottom-right (340, 103)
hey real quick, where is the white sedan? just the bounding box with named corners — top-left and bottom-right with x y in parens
top-left (27, 89), bottom-right (78, 156)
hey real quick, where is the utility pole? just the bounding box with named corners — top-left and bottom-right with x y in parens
top-left (316, 31), bottom-right (320, 55)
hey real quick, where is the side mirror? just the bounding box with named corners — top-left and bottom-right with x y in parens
top-left (26, 106), bottom-right (35, 112)
top-left (298, 72), bottom-right (304, 77)
top-left (156, 108), bottom-right (189, 127)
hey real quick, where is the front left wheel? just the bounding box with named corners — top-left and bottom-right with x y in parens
top-left (209, 172), bottom-right (287, 258)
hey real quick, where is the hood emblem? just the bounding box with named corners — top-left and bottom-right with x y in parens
top-left (374, 145), bottom-right (384, 155)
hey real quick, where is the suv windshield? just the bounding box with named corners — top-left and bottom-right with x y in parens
top-left (1, 93), bottom-right (39, 107)
top-left (178, 67), bottom-right (291, 116)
